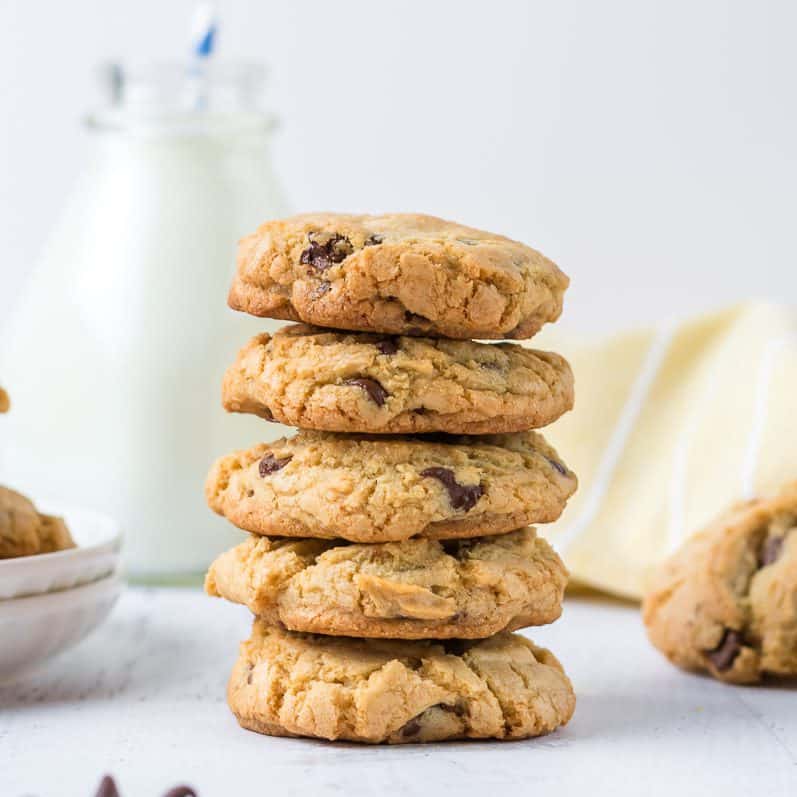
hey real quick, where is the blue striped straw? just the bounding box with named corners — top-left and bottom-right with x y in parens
top-left (188, 3), bottom-right (217, 110)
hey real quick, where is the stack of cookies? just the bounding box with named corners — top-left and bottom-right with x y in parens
top-left (205, 213), bottom-right (578, 743)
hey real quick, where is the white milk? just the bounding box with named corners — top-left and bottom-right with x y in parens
top-left (0, 66), bottom-right (288, 579)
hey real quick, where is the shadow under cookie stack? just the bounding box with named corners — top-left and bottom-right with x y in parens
top-left (205, 213), bottom-right (578, 744)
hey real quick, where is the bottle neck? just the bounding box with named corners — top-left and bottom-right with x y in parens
top-left (86, 61), bottom-right (276, 137)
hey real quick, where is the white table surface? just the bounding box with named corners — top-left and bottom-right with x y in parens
top-left (1, 587), bottom-right (795, 797)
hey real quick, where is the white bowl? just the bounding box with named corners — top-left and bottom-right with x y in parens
top-left (0, 504), bottom-right (122, 599)
top-left (0, 571), bottom-right (123, 682)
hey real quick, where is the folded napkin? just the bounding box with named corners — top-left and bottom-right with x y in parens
top-left (531, 303), bottom-right (797, 600)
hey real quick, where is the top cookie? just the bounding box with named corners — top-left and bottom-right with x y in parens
top-left (228, 213), bottom-right (569, 339)
top-left (643, 481), bottom-right (797, 684)
top-left (222, 325), bottom-right (574, 435)
top-left (0, 486), bottom-right (75, 559)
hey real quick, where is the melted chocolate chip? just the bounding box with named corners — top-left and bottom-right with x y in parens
top-left (300, 232), bottom-right (353, 272)
top-left (375, 337), bottom-right (399, 355)
top-left (421, 467), bottom-right (484, 511)
top-left (438, 701), bottom-right (466, 717)
top-left (162, 788), bottom-right (197, 797)
top-left (95, 776), bottom-right (121, 797)
top-left (760, 536), bottom-right (785, 567)
top-left (344, 377), bottom-right (389, 406)
top-left (401, 717), bottom-right (422, 737)
top-left (707, 629), bottom-right (743, 671)
top-left (364, 234), bottom-right (384, 246)
top-left (310, 280), bottom-right (331, 299)
top-left (259, 453), bottom-right (293, 477)
top-left (547, 457), bottom-right (568, 476)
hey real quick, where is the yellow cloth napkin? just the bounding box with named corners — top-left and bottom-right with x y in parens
top-left (531, 302), bottom-right (797, 601)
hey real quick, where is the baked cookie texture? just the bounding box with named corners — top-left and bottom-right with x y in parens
top-left (643, 481), bottom-right (797, 684)
top-left (206, 528), bottom-right (568, 639)
top-left (228, 621), bottom-right (575, 743)
top-left (228, 213), bottom-right (569, 340)
top-left (205, 430), bottom-right (577, 543)
top-left (223, 325), bottom-right (574, 435)
top-left (0, 486), bottom-right (75, 559)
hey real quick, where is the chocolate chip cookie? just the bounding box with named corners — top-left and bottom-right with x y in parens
top-left (206, 527), bottom-right (567, 639)
top-left (205, 430), bottom-right (577, 543)
top-left (643, 481), bottom-right (797, 684)
top-left (228, 621), bottom-right (575, 743)
top-left (227, 213), bottom-right (569, 340)
top-left (223, 325), bottom-right (574, 435)
top-left (0, 486), bottom-right (75, 559)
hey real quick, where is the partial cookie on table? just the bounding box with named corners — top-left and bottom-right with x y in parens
top-left (643, 481), bottom-right (797, 684)
top-left (223, 325), bottom-right (574, 435)
top-left (205, 430), bottom-right (577, 543)
top-left (0, 486), bottom-right (75, 559)
top-left (0, 387), bottom-right (9, 413)
top-left (228, 213), bottom-right (569, 340)
top-left (228, 621), bottom-right (576, 743)
top-left (206, 527), bottom-right (567, 639)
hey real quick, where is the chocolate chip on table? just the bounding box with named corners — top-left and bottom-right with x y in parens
top-left (364, 233), bottom-right (384, 246)
top-left (547, 457), bottom-right (568, 476)
top-left (300, 232), bottom-right (353, 272)
top-left (343, 377), bottom-right (389, 406)
top-left (374, 337), bottom-right (399, 355)
top-left (707, 629), bottom-right (743, 672)
top-left (95, 776), bottom-right (120, 797)
top-left (421, 467), bottom-right (484, 511)
top-left (258, 453), bottom-right (293, 477)
top-left (162, 788), bottom-right (197, 797)
top-left (760, 536), bottom-right (785, 567)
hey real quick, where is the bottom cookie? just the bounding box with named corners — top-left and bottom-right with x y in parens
top-left (228, 622), bottom-right (575, 744)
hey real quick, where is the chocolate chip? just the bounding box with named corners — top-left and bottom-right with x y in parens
top-left (421, 467), bottom-right (484, 511)
top-left (364, 234), bottom-right (383, 246)
top-left (438, 701), bottom-right (466, 717)
top-left (707, 629), bottom-right (743, 672)
top-left (547, 457), bottom-right (568, 476)
top-left (162, 788), bottom-right (197, 797)
top-left (343, 377), bottom-right (389, 406)
top-left (259, 453), bottom-right (292, 477)
top-left (246, 663), bottom-right (254, 685)
top-left (481, 361), bottom-right (503, 371)
top-left (300, 232), bottom-right (353, 272)
top-left (401, 717), bottom-right (422, 737)
top-left (456, 238), bottom-right (479, 245)
top-left (95, 776), bottom-right (120, 797)
top-left (310, 280), bottom-right (331, 299)
top-left (375, 337), bottom-right (399, 355)
top-left (760, 536), bottom-right (784, 567)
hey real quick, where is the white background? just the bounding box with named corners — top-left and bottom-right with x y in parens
top-left (2, 0), bottom-right (796, 333)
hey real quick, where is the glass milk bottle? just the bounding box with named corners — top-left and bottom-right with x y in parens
top-left (0, 63), bottom-right (288, 580)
